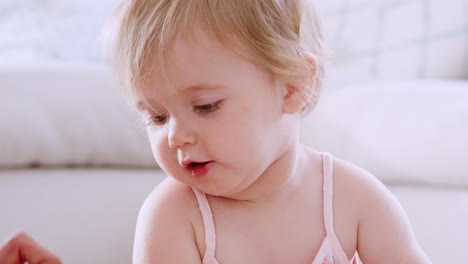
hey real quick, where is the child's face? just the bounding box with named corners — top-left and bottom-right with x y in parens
top-left (136, 27), bottom-right (298, 196)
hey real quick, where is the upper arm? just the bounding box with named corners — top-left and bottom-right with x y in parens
top-left (133, 178), bottom-right (202, 264)
top-left (352, 169), bottom-right (431, 263)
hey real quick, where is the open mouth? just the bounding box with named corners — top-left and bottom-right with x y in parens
top-left (187, 161), bottom-right (210, 168)
top-left (186, 161), bottom-right (215, 177)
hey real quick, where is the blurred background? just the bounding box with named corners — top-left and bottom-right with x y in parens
top-left (1, 0), bottom-right (467, 78)
top-left (0, 0), bottom-right (116, 64)
top-left (0, 0), bottom-right (467, 263)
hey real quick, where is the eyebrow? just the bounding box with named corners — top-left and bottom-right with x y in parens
top-left (178, 83), bottom-right (226, 95)
top-left (135, 83), bottom-right (226, 109)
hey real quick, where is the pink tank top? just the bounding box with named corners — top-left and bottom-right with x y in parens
top-left (191, 152), bottom-right (359, 264)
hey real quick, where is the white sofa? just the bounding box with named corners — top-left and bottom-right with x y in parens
top-left (0, 65), bottom-right (467, 264)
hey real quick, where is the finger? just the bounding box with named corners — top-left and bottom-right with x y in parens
top-left (17, 233), bottom-right (62, 264)
top-left (0, 232), bottom-right (29, 264)
top-left (1, 232), bottom-right (62, 264)
top-left (0, 237), bottom-right (21, 264)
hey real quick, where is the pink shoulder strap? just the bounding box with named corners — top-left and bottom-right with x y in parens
top-left (322, 152), bottom-right (336, 238)
top-left (322, 152), bottom-right (351, 263)
top-left (191, 187), bottom-right (217, 261)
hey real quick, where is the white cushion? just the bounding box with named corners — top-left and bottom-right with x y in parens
top-left (301, 80), bottom-right (468, 187)
top-left (0, 64), bottom-right (156, 168)
top-left (0, 168), bottom-right (166, 264)
top-left (389, 185), bottom-right (468, 263)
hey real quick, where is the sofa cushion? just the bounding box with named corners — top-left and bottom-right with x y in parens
top-left (389, 184), bottom-right (468, 263)
top-left (0, 64), bottom-right (156, 168)
top-left (300, 80), bottom-right (468, 187)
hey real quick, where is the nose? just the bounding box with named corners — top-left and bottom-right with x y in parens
top-left (167, 118), bottom-right (196, 148)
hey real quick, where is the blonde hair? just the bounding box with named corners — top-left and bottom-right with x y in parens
top-left (108, 0), bottom-right (327, 114)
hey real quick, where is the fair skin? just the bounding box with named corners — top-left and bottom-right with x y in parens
top-left (133, 26), bottom-right (431, 264)
top-left (0, 232), bottom-right (62, 264)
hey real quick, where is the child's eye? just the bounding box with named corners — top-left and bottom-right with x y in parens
top-left (145, 114), bottom-right (167, 126)
top-left (194, 100), bottom-right (223, 113)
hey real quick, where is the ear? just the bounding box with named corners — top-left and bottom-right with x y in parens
top-left (282, 57), bottom-right (318, 114)
top-left (282, 84), bottom-right (306, 114)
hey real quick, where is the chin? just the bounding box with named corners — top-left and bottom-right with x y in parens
top-left (191, 179), bottom-right (237, 197)
top-left (217, 174), bottom-right (260, 197)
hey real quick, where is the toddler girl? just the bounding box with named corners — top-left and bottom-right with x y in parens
top-left (109, 0), bottom-right (431, 263)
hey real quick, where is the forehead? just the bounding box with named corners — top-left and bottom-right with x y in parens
top-left (147, 27), bottom-right (241, 82)
top-left (136, 25), bottom-right (266, 102)
top-left (135, 83), bottom-right (227, 108)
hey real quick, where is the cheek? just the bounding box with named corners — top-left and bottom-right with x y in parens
top-left (210, 115), bottom-right (270, 164)
top-left (147, 129), bottom-right (173, 169)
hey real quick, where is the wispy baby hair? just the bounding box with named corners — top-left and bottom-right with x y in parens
top-left (110, 0), bottom-right (327, 114)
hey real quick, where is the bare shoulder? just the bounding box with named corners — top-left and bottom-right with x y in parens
top-left (331, 155), bottom-right (387, 211)
top-left (331, 155), bottom-right (431, 263)
top-left (139, 176), bottom-right (199, 218)
top-left (326, 155), bottom-right (374, 258)
top-left (133, 177), bottom-right (203, 263)
top-left (330, 155), bottom-right (406, 227)
top-left (330, 154), bottom-right (404, 221)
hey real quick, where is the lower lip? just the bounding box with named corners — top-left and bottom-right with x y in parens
top-left (189, 161), bottom-right (215, 178)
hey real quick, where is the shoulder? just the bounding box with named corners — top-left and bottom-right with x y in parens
top-left (139, 176), bottom-right (198, 217)
top-left (325, 155), bottom-right (372, 258)
top-left (331, 155), bottom-right (430, 263)
top-left (133, 177), bottom-right (203, 263)
top-left (331, 155), bottom-right (388, 210)
top-left (330, 155), bottom-right (404, 227)
top-left (136, 177), bottom-right (200, 232)
top-left (329, 154), bottom-right (401, 220)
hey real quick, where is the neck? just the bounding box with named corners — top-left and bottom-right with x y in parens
top-left (223, 144), bottom-right (308, 205)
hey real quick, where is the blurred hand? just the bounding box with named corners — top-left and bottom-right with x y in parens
top-left (0, 232), bottom-right (62, 264)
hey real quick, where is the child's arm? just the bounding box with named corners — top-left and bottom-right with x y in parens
top-left (133, 178), bottom-right (202, 264)
top-left (352, 169), bottom-right (432, 263)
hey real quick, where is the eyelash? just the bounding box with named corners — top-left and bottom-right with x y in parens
top-left (145, 100), bottom-right (223, 126)
top-left (194, 100), bottom-right (223, 113)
